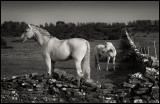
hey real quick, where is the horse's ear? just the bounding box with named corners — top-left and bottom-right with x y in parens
top-left (28, 24), bottom-right (31, 28)
top-left (124, 28), bottom-right (127, 32)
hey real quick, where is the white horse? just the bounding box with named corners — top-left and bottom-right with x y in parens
top-left (94, 42), bottom-right (117, 71)
top-left (20, 24), bottom-right (91, 86)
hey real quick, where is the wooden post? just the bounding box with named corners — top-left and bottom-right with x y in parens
top-left (140, 46), bottom-right (142, 54)
top-left (153, 41), bottom-right (157, 59)
top-left (139, 46), bottom-right (141, 53)
top-left (143, 47), bottom-right (145, 54)
top-left (145, 46), bottom-right (147, 54)
top-left (148, 46), bottom-right (149, 56)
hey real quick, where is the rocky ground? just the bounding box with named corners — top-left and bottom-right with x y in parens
top-left (1, 66), bottom-right (159, 103)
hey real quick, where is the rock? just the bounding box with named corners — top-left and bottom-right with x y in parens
top-left (104, 97), bottom-right (117, 103)
top-left (123, 82), bottom-right (137, 88)
top-left (139, 81), bottom-right (153, 88)
top-left (131, 72), bottom-right (143, 79)
top-left (30, 80), bottom-right (39, 85)
top-left (148, 100), bottom-right (159, 103)
top-left (151, 86), bottom-right (159, 94)
top-left (33, 75), bottom-right (43, 81)
top-left (133, 90), bottom-right (148, 95)
top-left (128, 78), bottom-right (141, 84)
top-left (146, 67), bottom-right (159, 75)
top-left (152, 93), bottom-right (159, 100)
top-left (83, 79), bottom-right (101, 90)
top-left (27, 89), bottom-right (33, 92)
top-left (30, 73), bottom-right (39, 78)
top-left (101, 83), bottom-right (115, 89)
top-left (141, 95), bottom-right (151, 101)
top-left (122, 98), bottom-right (132, 103)
top-left (134, 99), bottom-right (147, 103)
top-left (42, 74), bottom-right (52, 79)
top-left (46, 78), bottom-right (56, 85)
top-left (101, 89), bottom-right (113, 94)
top-left (52, 68), bottom-right (67, 79)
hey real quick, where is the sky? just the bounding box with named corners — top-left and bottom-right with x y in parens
top-left (1, 1), bottom-right (159, 25)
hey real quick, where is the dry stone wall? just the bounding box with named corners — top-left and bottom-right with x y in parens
top-left (120, 30), bottom-right (159, 103)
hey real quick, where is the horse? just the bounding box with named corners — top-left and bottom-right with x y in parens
top-left (20, 24), bottom-right (91, 86)
top-left (94, 42), bottom-right (117, 71)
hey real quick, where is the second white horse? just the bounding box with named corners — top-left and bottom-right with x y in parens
top-left (94, 42), bottom-right (117, 71)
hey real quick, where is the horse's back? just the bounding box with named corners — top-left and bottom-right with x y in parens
top-left (67, 38), bottom-right (88, 59)
top-left (45, 38), bottom-right (72, 61)
top-left (94, 44), bottom-right (105, 55)
top-left (47, 38), bottom-right (88, 61)
top-left (95, 44), bottom-right (105, 49)
top-left (48, 37), bottom-right (88, 50)
top-left (68, 38), bottom-right (88, 46)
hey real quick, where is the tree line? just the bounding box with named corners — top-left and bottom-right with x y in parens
top-left (1, 20), bottom-right (159, 40)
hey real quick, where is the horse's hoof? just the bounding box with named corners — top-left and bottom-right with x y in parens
top-left (85, 79), bottom-right (94, 83)
top-left (47, 73), bottom-right (51, 76)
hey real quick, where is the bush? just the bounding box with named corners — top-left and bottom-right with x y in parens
top-left (1, 38), bottom-right (7, 47)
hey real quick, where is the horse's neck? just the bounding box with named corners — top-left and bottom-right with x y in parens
top-left (110, 45), bottom-right (116, 54)
top-left (34, 31), bottom-right (51, 47)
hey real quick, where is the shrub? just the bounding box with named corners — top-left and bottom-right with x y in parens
top-left (1, 38), bottom-right (7, 47)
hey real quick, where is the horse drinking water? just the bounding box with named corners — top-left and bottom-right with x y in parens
top-left (20, 24), bottom-right (91, 86)
top-left (94, 42), bottom-right (117, 71)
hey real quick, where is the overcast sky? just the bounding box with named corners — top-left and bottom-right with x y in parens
top-left (1, 1), bottom-right (159, 25)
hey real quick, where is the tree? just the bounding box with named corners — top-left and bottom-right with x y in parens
top-left (44, 23), bottom-right (49, 29)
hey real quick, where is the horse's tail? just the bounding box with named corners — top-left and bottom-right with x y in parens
top-left (95, 55), bottom-right (97, 69)
top-left (82, 40), bottom-right (91, 79)
top-left (94, 47), bottom-right (98, 69)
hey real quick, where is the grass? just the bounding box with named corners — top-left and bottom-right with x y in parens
top-left (1, 32), bottom-right (159, 86)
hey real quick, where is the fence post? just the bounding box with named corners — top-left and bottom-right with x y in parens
top-left (148, 46), bottom-right (149, 56)
top-left (153, 41), bottom-right (157, 59)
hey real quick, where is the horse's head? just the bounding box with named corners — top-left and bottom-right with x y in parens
top-left (102, 42), bottom-right (113, 53)
top-left (20, 24), bottom-right (35, 42)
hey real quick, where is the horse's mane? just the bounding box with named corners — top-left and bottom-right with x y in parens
top-left (30, 24), bottom-right (52, 37)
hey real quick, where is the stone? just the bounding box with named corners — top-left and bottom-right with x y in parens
top-left (152, 93), bottom-right (159, 100)
top-left (123, 82), bottom-right (136, 88)
top-left (134, 99), bottom-right (147, 103)
top-left (141, 95), bottom-right (151, 101)
top-left (134, 90), bottom-right (148, 95)
top-left (139, 82), bottom-right (153, 88)
top-left (128, 78), bottom-right (141, 84)
top-left (151, 86), bottom-right (159, 94)
top-left (101, 83), bottom-right (115, 89)
top-left (30, 73), bottom-right (39, 78)
top-left (148, 100), bottom-right (159, 103)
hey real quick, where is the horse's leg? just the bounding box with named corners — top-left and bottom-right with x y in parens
top-left (74, 60), bottom-right (83, 86)
top-left (106, 57), bottom-right (110, 71)
top-left (95, 55), bottom-right (99, 70)
top-left (113, 57), bottom-right (116, 71)
top-left (45, 57), bottom-right (52, 76)
top-left (96, 55), bottom-right (101, 71)
top-left (95, 56), bottom-right (98, 70)
top-left (81, 57), bottom-right (91, 80)
top-left (51, 61), bottom-right (55, 71)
